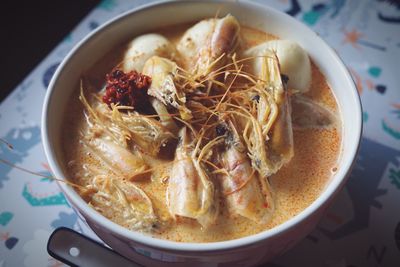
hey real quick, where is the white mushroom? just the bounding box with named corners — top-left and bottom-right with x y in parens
top-left (122, 33), bottom-right (175, 73)
top-left (245, 40), bottom-right (311, 93)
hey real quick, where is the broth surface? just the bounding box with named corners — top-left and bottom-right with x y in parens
top-left (63, 23), bottom-right (341, 242)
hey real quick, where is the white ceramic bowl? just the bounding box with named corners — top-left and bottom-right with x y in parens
top-left (42, 1), bottom-right (362, 266)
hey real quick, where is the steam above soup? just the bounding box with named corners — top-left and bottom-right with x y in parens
top-left (63, 15), bottom-right (341, 242)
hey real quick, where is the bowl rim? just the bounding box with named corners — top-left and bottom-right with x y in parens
top-left (42, 0), bottom-right (362, 252)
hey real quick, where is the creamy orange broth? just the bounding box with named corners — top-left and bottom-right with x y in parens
top-left (62, 24), bottom-right (341, 242)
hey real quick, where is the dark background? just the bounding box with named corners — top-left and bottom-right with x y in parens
top-left (0, 0), bottom-right (100, 102)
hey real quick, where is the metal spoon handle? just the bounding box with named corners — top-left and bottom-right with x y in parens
top-left (47, 227), bottom-right (142, 267)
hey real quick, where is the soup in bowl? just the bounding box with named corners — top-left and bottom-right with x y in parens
top-left (42, 1), bottom-right (361, 266)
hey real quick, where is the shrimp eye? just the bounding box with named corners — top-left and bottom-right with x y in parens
top-left (252, 95), bottom-right (260, 102)
top-left (216, 124), bottom-right (228, 136)
top-left (281, 74), bottom-right (289, 85)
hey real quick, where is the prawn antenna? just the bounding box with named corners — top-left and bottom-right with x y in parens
top-left (0, 138), bottom-right (13, 150)
top-left (0, 158), bottom-right (85, 190)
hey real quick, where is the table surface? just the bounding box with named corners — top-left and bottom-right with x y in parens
top-left (0, 0), bottom-right (399, 266)
top-left (0, 0), bottom-right (99, 102)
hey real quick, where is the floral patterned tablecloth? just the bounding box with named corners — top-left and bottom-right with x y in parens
top-left (0, 1), bottom-right (399, 266)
